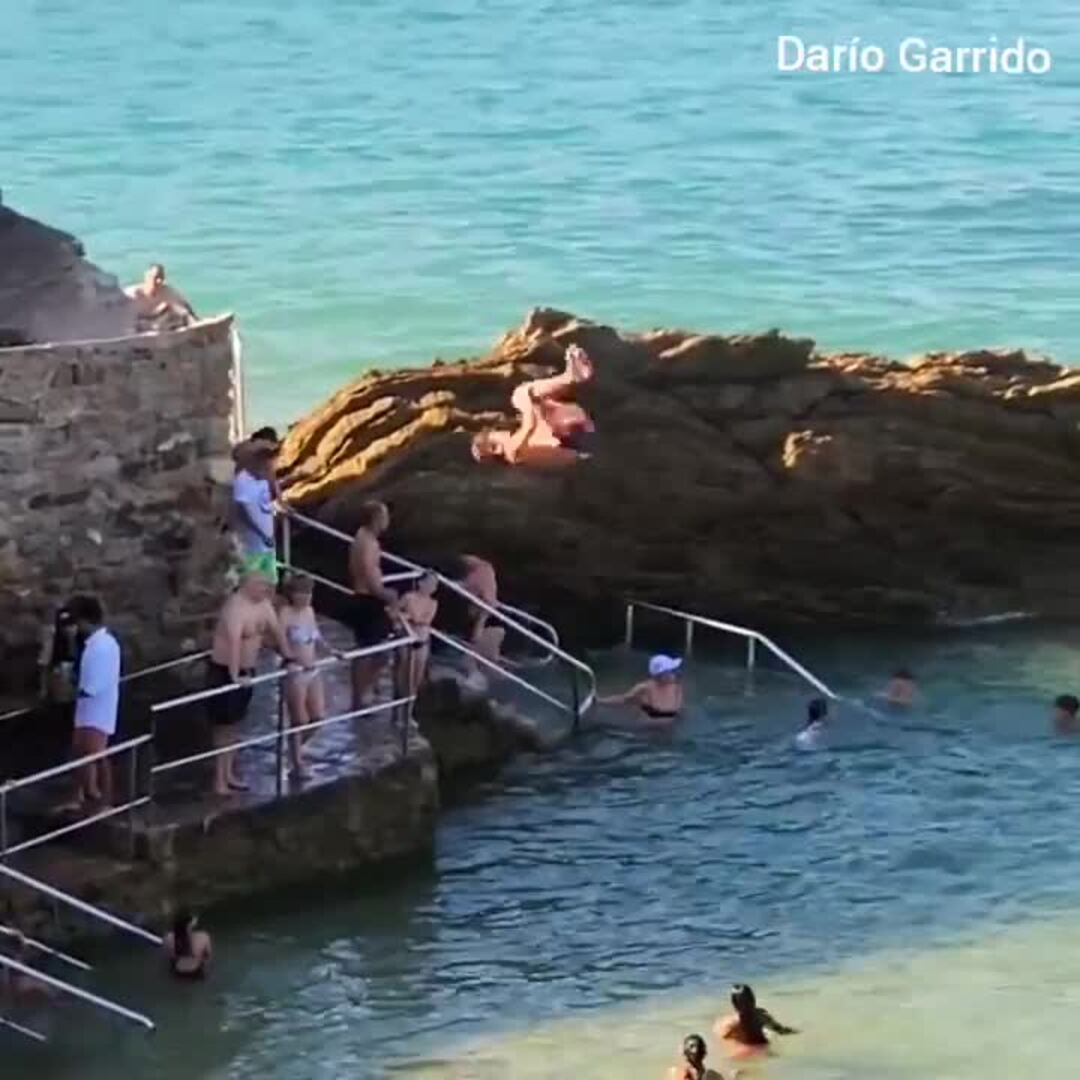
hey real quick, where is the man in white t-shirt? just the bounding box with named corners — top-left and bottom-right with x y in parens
top-left (232, 444), bottom-right (277, 581)
top-left (65, 595), bottom-right (122, 809)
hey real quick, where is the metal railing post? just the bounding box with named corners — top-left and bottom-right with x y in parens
top-left (570, 669), bottom-right (581, 734)
top-left (746, 636), bottom-right (756, 674)
top-left (684, 618), bottom-right (694, 657)
top-left (281, 510), bottom-right (292, 572)
top-left (1, 783), bottom-right (8, 859)
top-left (624, 603), bottom-right (635, 648)
top-left (275, 667), bottom-right (287, 798)
top-left (127, 743), bottom-right (138, 858)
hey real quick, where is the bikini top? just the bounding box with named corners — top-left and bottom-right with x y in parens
top-left (286, 623), bottom-right (321, 647)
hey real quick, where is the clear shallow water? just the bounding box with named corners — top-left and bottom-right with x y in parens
top-left (11, 624), bottom-right (1080, 1078)
top-left (6, 0), bottom-right (1080, 426)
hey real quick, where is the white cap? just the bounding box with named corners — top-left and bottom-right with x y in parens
top-left (648, 654), bottom-right (682, 678)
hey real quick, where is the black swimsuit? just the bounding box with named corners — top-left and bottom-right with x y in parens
top-left (641, 704), bottom-right (679, 719)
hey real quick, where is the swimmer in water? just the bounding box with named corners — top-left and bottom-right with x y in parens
top-left (881, 667), bottom-right (918, 706)
top-left (668, 1033), bottom-right (727, 1080)
top-left (794, 697), bottom-right (828, 750)
top-left (598, 654), bottom-right (684, 723)
top-left (1053, 693), bottom-right (1079, 735)
top-left (713, 984), bottom-right (797, 1058)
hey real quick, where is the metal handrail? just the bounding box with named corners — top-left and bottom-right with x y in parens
top-left (278, 561), bottom-right (570, 716)
top-left (625, 600), bottom-right (837, 700)
top-left (0, 863), bottom-right (162, 946)
top-left (0, 1014), bottom-right (47, 1043)
top-left (149, 637), bottom-right (412, 715)
top-left (280, 506), bottom-right (596, 717)
top-left (151, 696), bottom-right (414, 775)
top-left (0, 925), bottom-right (91, 972)
top-left (2, 735), bottom-right (151, 795)
top-left (0, 954), bottom-right (154, 1031)
top-left (0, 648), bottom-right (211, 726)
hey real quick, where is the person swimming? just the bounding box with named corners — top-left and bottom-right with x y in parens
top-left (164, 909), bottom-right (213, 980)
top-left (598, 654), bottom-right (684, 722)
top-left (1053, 693), bottom-right (1079, 735)
top-left (667, 1033), bottom-right (726, 1080)
top-left (794, 698), bottom-right (828, 750)
top-left (713, 984), bottom-right (797, 1057)
top-left (882, 668), bottom-right (918, 706)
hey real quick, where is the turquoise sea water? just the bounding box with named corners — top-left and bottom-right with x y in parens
top-left (6, 0), bottom-right (1079, 426)
top-left (9, 626), bottom-right (1080, 1077)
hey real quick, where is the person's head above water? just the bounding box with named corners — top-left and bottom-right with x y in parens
top-left (893, 668), bottom-right (914, 681)
top-left (731, 983), bottom-right (757, 1014)
top-left (649, 654), bottom-right (682, 682)
top-left (806, 698), bottom-right (828, 726)
top-left (682, 1033), bottom-right (707, 1068)
top-left (1054, 694), bottom-right (1079, 720)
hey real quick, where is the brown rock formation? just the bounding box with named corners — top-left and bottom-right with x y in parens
top-left (279, 309), bottom-right (1080, 638)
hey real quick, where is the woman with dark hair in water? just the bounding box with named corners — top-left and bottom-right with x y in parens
top-left (713, 984), bottom-right (797, 1057)
top-left (667, 1034), bottom-right (726, 1079)
top-left (164, 909), bottom-right (213, 980)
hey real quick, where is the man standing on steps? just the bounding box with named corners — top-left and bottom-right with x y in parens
top-left (347, 500), bottom-right (399, 710)
top-left (205, 571), bottom-right (293, 797)
top-left (59, 595), bottom-right (120, 812)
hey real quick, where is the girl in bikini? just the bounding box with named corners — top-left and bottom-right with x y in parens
top-left (399, 572), bottom-right (439, 697)
top-left (279, 574), bottom-right (337, 779)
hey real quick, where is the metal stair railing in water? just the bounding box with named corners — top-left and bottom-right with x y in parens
top-left (279, 506), bottom-right (596, 723)
top-left (624, 600), bottom-right (837, 700)
top-left (0, 953), bottom-right (155, 1034)
top-left (0, 923), bottom-right (92, 972)
top-left (0, 863), bottom-right (163, 947)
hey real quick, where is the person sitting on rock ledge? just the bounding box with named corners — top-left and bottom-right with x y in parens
top-left (471, 343), bottom-right (595, 466)
top-left (125, 262), bottom-right (196, 330)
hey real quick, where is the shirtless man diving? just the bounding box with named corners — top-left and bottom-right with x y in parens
top-left (471, 343), bottom-right (595, 466)
top-left (347, 500), bottom-right (400, 709)
top-left (205, 571), bottom-right (292, 796)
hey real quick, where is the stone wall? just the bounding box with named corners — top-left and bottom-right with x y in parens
top-left (0, 316), bottom-right (238, 693)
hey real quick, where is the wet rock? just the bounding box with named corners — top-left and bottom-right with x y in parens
top-left (279, 310), bottom-right (1080, 635)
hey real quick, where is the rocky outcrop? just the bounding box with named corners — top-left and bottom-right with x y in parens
top-left (0, 203), bottom-right (138, 344)
top-left (279, 309), bottom-right (1080, 635)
